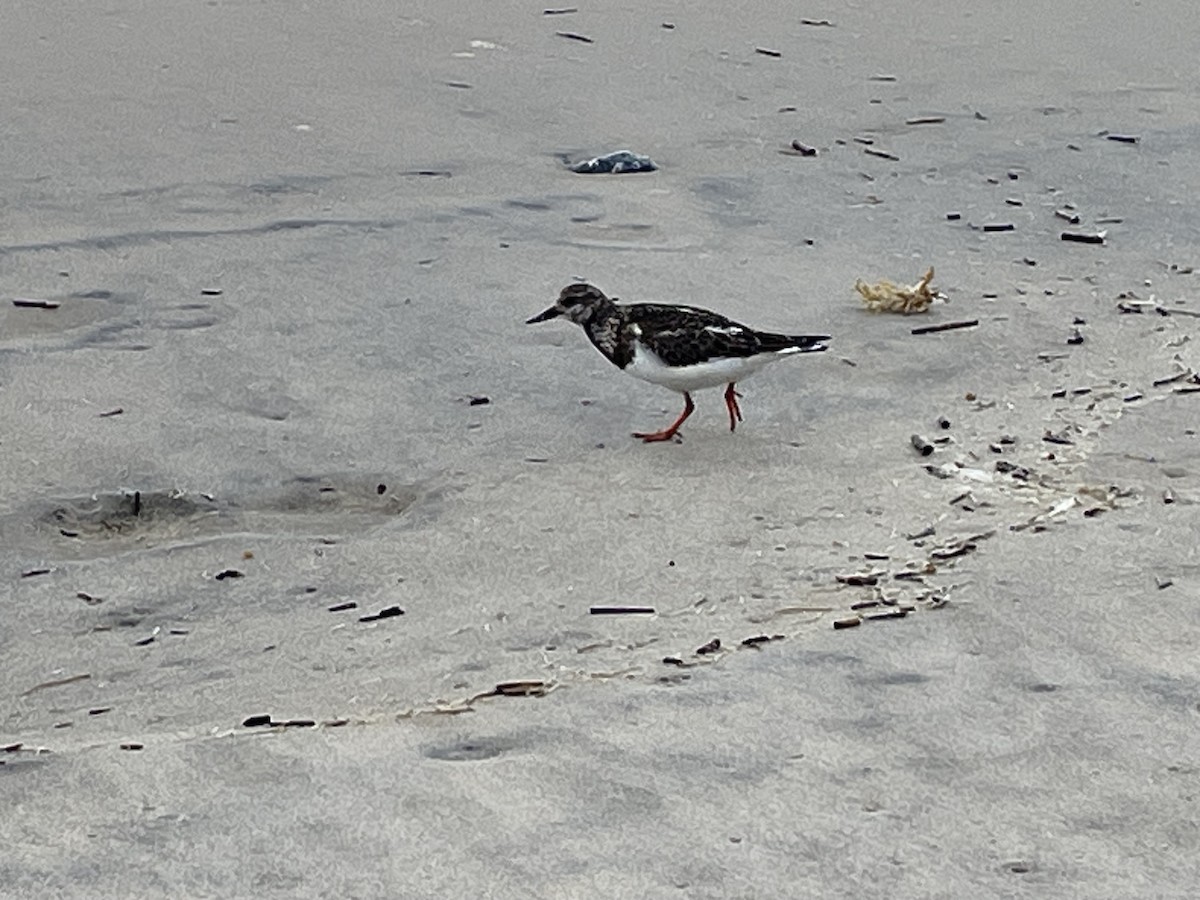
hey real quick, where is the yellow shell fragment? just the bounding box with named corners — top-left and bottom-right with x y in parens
top-left (854, 266), bottom-right (940, 314)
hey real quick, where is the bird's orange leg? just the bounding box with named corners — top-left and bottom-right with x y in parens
top-left (634, 392), bottom-right (694, 443)
top-left (724, 383), bottom-right (744, 432)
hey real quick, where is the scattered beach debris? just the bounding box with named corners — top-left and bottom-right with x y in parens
top-left (569, 150), bottom-right (657, 174)
top-left (97, 407), bottom-right (124, 418)
top-left (1055, 208), bottom-right (1081, 224)
top-left (214, 569), bottom-right (243, 581)
top-left (555, 30), bottom-right (593, 43)
top-left (21, 567), bottom-right (51, 578)
top-left (912, 319), bottom-right (978, 336)
top-left (864, 146), bottom-right (900, 161)
top-left (800, 18), bottom-right (834, 26)
top-left (12, 298), bottom-right (61, 309)
top-left (359, 605), bottom-right (404, 622)
top-left (543, 7), bottom-right (578, 14)
top-left (1061, 230), bottom-right (1106, 244)
top-left (972, 222), bottom-right (1015, 232)
top-left (837, 571), bottom-right (884, 586)
top-left (327, 601), bottom-right (357, 612)
top-left (468, 395), bottom-right (491, 406)
top-left (695, 638), bottom-right (721, 655)
top-left (21, 673), bottom-right (91, 696)
top-left (741, 634), bottom-right (784, 647)
top-left (911, 434), bottom-right (935, 457)
top-left (833, 616), bottom-right (862, 630)
top-left (242, 714), bottom-right (317, 728)
top-left (755, 47), bottom-right (782, 58)
top-left (865, 609), bottom-right (908, 622)
top-left (590, 605), bottom-right (655, 615)
top-left (789, 139), bottom-right (818, 156)
top-left (119, 742), bottom-right (144, 751)
top-left (1104, 133), bottom-right (1140, 144)
top-left (906, 116), bottom-right (945, 125)
top-left (854, 266), bottom-right (939, 314)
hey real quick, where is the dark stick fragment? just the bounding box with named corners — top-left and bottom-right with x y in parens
top-left (556, 30), bottom-right (593, 43)
top-left (98, 408), bottom-right (124, 418)
top-left (790, 139), bottom-right (818, 156)
top-left (974, 222), bottom-right (1014, 232)
top-left (1105, 133), bottom-right (1140, 144)
top-left (1067, 329), bottom-right (1085, 345)
top-left (850, 600), bottom-right (881, 611)
top-left (590, 605), bottom-right (655, 615)
top-left (214, 569), bottom-right (244, 580)
top-left (911, 319), bottom-right (979, 335)
top-left (12, 298), bottom-right (61, 309)
top-left (695, 638), bottom-right (721, 655)
top-left (910, 434), bottom-right (935, 456)
top-left (132, 490), bottom-right (141, 517)
top-left (833, 616), bottom-right (862, 630)
top-left (865, 609), bottom-right (909, 621)
top-left (119, 742), bottom-right (144, 751)
top-left (740, 634), bottom-right (784, 647)
top-left (1061, 231), bottom-right (1106, 244)
top-left (837, 573), bottom-right (880, 586)
top-left (864, 147), bottom-right (900, 161)
top-left (1054, 208), bottom-right (1081, 224)
top-left (1042, 430), bottom-right (1074, 446)
top-left (243, 714), bottom-right (273, 728)
top-left (359, 605), bottom-right (405, 622)
top-left (800, 18), bottom-right (834, 26)
top-left (21, 568), bottom-right (51, 578)
top-left (77, 591), bottom-right (103, 605)
top-left (906, 116), bottom-right (945, 125)
top-left (543, 6), bottom-right (578, 13)
top-left (468, 396), bottom-right (491, 406)
top-left (327, 601), bottom-right (358, 612)
top-left (945, 212), bottom-right (961, 221)
top-left (278, 719), bottom-right (316, 728)
top-left (1152, 371), bottom-right (1191, 387)
top-left (755, 47), bottom-right (782, 57)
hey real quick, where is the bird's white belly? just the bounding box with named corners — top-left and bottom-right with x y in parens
top-left (627, 342), bottom-right (796, 392)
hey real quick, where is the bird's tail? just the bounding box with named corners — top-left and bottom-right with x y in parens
top-left (759, 332), bottom-right (830, 353)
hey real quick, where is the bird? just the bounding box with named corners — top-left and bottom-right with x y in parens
top-left (526, 283), bottom-right (830, 442)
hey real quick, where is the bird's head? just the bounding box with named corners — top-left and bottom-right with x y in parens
top-left (526, 282), bottom-right (611, 326)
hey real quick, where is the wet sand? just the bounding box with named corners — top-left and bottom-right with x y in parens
top-left (2, 2), bottom-right (1199, 896)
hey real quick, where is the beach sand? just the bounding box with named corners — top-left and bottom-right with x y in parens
top-left (2, 2), bottom-right (1198, 896)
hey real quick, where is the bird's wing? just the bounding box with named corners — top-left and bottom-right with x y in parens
top-left (622, 303), bottom-right (766, 365)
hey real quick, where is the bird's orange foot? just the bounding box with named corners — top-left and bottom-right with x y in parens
top-left (632, 428), bottom-right (683, 443)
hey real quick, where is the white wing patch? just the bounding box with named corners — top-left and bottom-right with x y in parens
top-left (704, 325), bottom-right (745, 336)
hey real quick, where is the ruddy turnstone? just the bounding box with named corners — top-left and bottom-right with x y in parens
top-left (527, 283), bottom-right (830, 442)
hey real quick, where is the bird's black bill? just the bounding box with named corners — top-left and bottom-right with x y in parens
top-left (526, 306), bottom-right (561, 324)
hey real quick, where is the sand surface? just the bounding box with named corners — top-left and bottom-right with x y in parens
top-left (2, 2), bottom-right (1199, 897)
